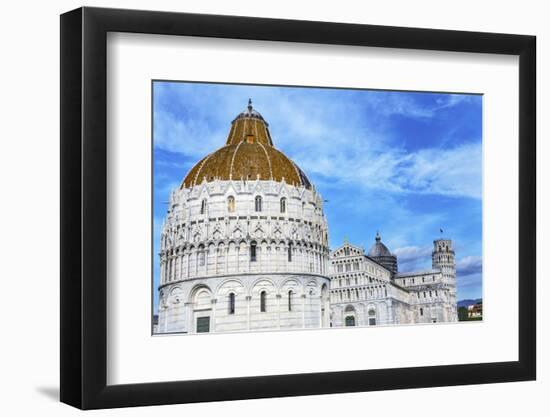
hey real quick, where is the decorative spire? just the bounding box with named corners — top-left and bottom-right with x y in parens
top-left (375, 231), bottom-right (381, 242)
top-left (230, 98), bottom-right (268, 127)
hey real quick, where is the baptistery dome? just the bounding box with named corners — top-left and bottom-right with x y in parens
top-left (157, 100), bottom-right (331, 335)
top-left (182, 100), bottom-right (311, 190)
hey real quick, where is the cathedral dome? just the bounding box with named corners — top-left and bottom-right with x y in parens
top-left (368, 232), bottom-right (393, 257)
top-left (182, 100), bottom-right (311, 190)
top-left (368, 232), bottom-right (398, 274)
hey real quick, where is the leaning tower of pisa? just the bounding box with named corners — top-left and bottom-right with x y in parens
top-left (432, 238), bottom-right (458, 321)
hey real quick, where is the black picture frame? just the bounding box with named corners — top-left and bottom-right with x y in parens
top-left (60, 6), bottom-right (536, 410)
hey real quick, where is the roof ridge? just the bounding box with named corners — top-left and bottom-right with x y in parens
top-left (288, 157), bottom-right (304, 188)
top-left (256, 126), bottom-right (274, 181)
top-left (227, 121), bottom-right (237, 145)
top-left (262, 120), bottom-right (273, 146)
top-left (229, 140), bottom-right (244, 181)
top-left (191, 152), bottom-right (215, 187)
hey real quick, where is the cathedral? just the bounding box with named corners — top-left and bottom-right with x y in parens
top-left (156, 101), bottom-right (457, 334)
top-left (329, 235), bottom-right (457, 327)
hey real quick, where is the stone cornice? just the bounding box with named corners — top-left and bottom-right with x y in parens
top-left (158, 271), bottom-right (330, 291)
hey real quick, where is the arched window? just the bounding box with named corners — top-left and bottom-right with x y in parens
top-left (288, 290), bottom-right (293, 311)
top-left (250, 241), bottom-right (257, 262)
top-left (420, 307), bottom-right (424, 316)
top-left (227, 196), bottom-right (235, 212)
top-left (368, 309), bottom-right (376, 326)
top-left (288, 243), bottom-right (292, 262)
top-left (228, 293), bottom-right (235, 314)
top-left (200, 199), bottom-right (207, 214)
top-left (280, 197), bottom-right (286, 213)
top-left (255, 196), bottom-right (262, 212)
top-left (260, 291), bottom-right (267, 312)
top-left (198, 245), bottom-right (205, 266)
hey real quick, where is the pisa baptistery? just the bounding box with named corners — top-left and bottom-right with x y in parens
top-left (157, 100), bottom-right (331, 334)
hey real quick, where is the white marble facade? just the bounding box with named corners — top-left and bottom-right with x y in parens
top-left (329, 238), bottom-right (458, 328)
top-left (157, 178), bottom-right (331, 334)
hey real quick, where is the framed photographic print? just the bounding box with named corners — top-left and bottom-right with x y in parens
top-left (60, 6), bottom-right (536, 409)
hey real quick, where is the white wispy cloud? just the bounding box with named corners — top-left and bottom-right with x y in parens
top-left (156, 180), bottom-right (181, 198)
top-left (367, 93), bottom-right (476, 119)
top-left (153, 109), bottom-right (226, 159)
top-left (456, 255), bottom-right (483, 276)
top-left (393, 143), bottom-right (482, 198)
top-left (394, 245), bottom-right (433, 261)
top-left (392, 248), bottom-right (483, 278)
top-left (392, 245), bottom-right (433, 272)
top-left (297, 142), bottom-right (481, 199)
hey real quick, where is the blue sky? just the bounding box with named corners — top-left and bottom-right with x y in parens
top-left (153, 81), bottom-right (483, 313)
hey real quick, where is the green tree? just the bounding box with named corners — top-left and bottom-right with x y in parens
top-left (458, 306), bottom-right (469, 321)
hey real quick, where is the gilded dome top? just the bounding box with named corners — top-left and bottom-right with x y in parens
top-left (182, 100), bottom-right (312, 189)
